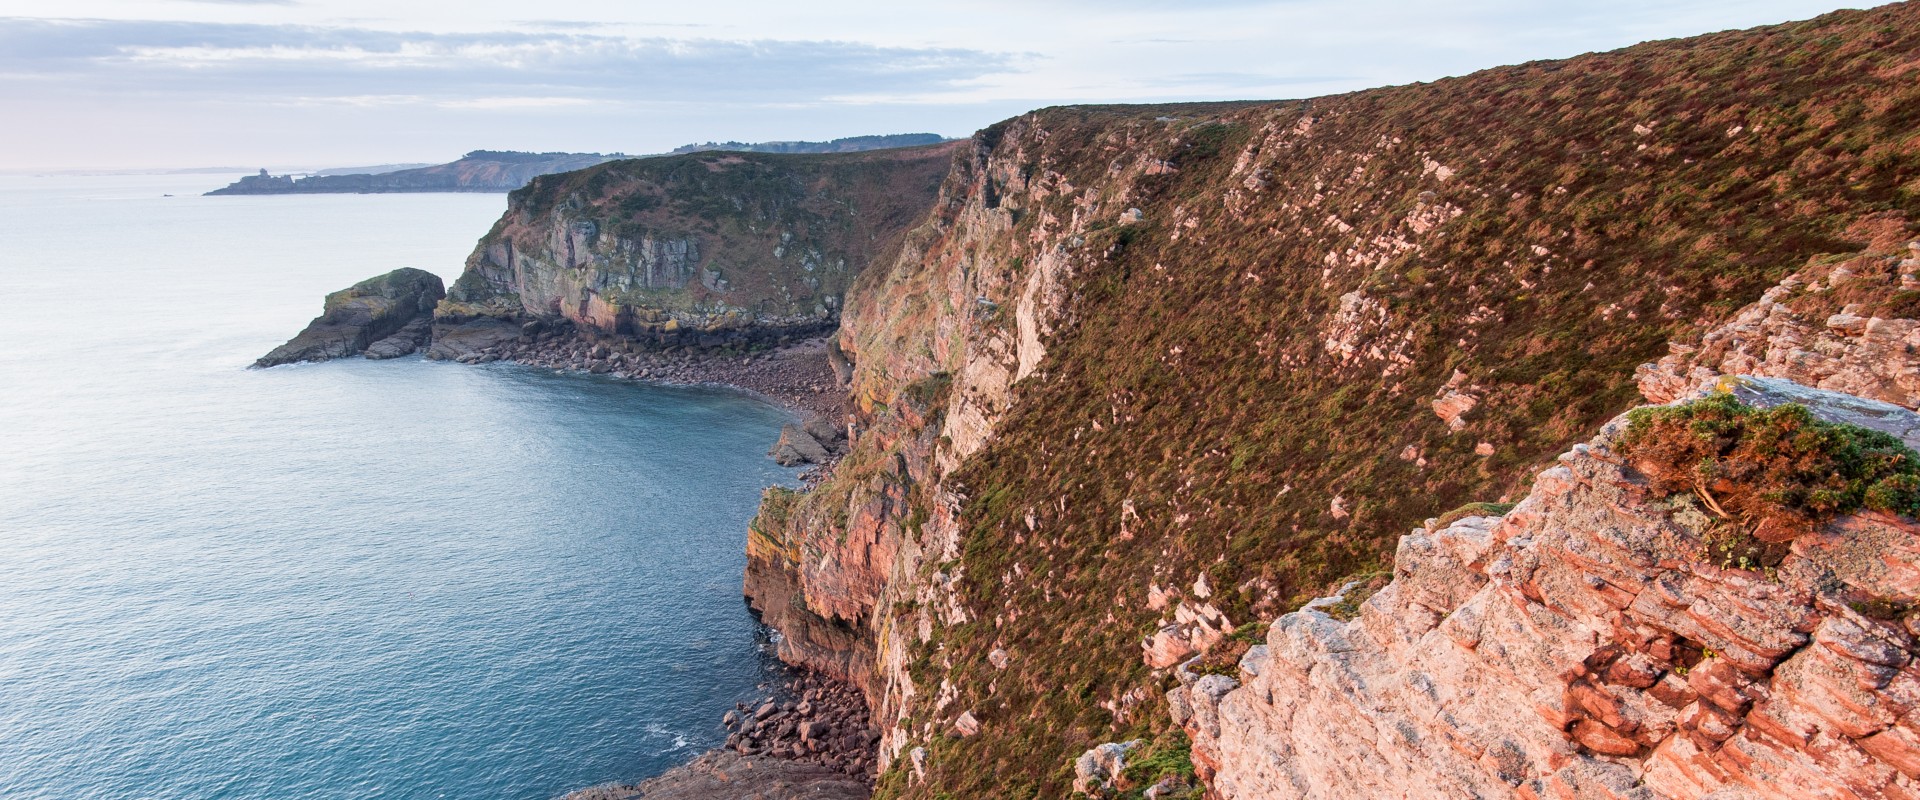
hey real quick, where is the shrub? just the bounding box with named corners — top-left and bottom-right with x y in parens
top-left (1616, 394), bottom-right (1920, 541)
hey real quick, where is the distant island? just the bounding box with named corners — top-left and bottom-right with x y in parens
top-left (205, 134), bottom-right (951, 196)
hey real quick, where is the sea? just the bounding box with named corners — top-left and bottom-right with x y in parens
top-left (0, 173), bottom-right (800, 799)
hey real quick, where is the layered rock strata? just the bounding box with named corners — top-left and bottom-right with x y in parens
top-left (1171, 378), bottom-right (1920, 800)
top-left (254, 268), bottom-right (444, 367)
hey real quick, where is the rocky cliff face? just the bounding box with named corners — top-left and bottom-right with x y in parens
top-left (739, 4), bottom-right (1920, 797)
top-left (1171, 376), bottom-right (1920, 800)
top-left (254, 268), bottom-right (443, 367)
top-left (429, 144), bottom-right (957, 360)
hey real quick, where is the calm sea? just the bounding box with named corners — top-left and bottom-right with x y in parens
top-left (0, 174), bottom-right (797, 799)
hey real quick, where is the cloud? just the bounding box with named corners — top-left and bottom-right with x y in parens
top-left (0, 17), bottom-right (1017, 108)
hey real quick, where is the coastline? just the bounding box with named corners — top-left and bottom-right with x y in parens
top-left (448, 332), bottom-right (849, 423)
top-left (444, 332), bottom-right (876, 798)
top-left (562, 669), bottom-right (876, 800)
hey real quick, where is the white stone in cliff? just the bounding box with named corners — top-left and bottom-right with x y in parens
top-left (1173, 378), bottom-right (1920, 799)
top-left (1072, 740), bottom-right (1144, 795)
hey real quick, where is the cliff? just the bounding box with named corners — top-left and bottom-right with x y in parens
top-left (428, 143), bottom-right (959, 360)
top-left (206, 151), bottom-right (622, 195)
top-left (737, 3), bottom-right (1920, 797)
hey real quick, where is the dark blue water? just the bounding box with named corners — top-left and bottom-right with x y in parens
top-left (0, 174), bottom-right (797, 799)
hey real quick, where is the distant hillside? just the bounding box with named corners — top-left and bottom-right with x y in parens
top-left (309, 162), bottom-right (434, 177)
top-left (208, 136), bottom-right (951, 196)
top-left (205, 151), bottom-right (625, 195)
top-left (670, 133), bottom-right (950, 156)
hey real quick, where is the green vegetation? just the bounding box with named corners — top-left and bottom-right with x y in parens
top-left (1618, 394), bottom-right (1920, 541)
top-left (1116, 732), bottom-right (1201, 799)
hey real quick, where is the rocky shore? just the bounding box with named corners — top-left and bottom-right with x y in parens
top-left (719, 668), bottom-right (878, 775)
top-left (436, 325), bottom-right (850, 422)
top-left (562, 668), bottom-right (876, 800)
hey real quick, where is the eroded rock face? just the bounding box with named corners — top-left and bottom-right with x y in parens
top-left (741, 6), bottom-right (1920, 793)
top-left (254, 268), bottom-right (444, 367)
top-left (1173, 379), bottom-right (1920, 800)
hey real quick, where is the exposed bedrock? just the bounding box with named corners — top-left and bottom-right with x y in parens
top-left (254, 268), bottom-right (444, 367)
top-left (1639, 233), bottom-right (1920, 410)
top-left (1172, 377), bottom-right (1920, 800)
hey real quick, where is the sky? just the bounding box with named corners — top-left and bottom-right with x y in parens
top-left (0, 0), bottom-right (1874, 171)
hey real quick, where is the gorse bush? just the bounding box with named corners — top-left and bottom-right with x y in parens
top-left (1617, 394), bottom-right (1920, 541)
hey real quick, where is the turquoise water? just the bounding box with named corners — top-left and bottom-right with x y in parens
top-left (0, 174), bottom-right (798, 799)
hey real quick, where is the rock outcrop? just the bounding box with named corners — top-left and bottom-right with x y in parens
top-left (254, 268), bottom-right (444, 367)
top-left (769, 416), bottom-right (846, 466)
top-left (1172, 378), bottom-right (1920, 799)
top-left (429, 144), bottom-right (957, 356)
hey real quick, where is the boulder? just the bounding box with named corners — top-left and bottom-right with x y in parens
top-left (1071, 740), bottom-right (1143, 796)
top-left (425, 315), bottom-right (520, 361)
top-left (560, 749), bottom-right (868, 800)
top-left (254, 268), bottom-right (444, 367)
top-left (363, 316), bottom-right (433, 360)
top-left (802, 414), bottom-right (846, 447)
top-left (769, 424), bottom-right (832, 466)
